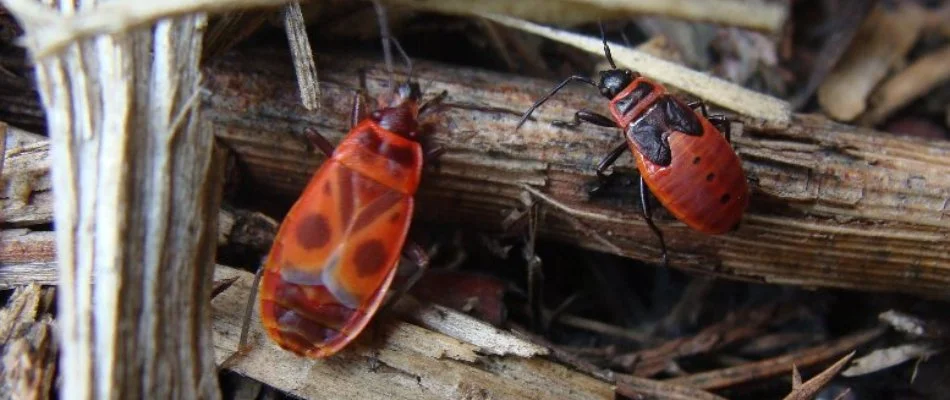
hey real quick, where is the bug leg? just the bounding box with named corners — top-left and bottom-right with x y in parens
top-left (552, 109), bottom-right (616, 130)
top-left (687, 99), bottom-right (733, 142)
top-left (707, 115), bottom-right (732, 143)
top-left (422, 138), bottom-right (446, 172)
top-left (523, 201), bottom-right (545, 332)
top-left (686, 100), bottom-right (710, 118)
top-left (639, 177), bottom-right (669, 268)
top-left (380, 241), bottom-right (431, 311)
top-left (304, 128), bottom-right (336, 157)
top-left (400, 240), bottom-right (430, 296)
top-left (516, 75), bottom-right (598, 130)
top-left (419, 90), bottom-right (449, 118)
top-left (526, 253), bottom-right (544, 331)
top-left (588, 141), bottom-right (629, 196)
top-left (425, 146), bottom-right (446, 163)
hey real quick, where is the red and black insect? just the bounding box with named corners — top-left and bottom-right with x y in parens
top-left (238, 17), bottom-right (446, 358)
top-left (515, 26), bottom-right (749, 267)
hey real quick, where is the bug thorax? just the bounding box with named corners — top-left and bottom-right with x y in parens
top-left (373, 81), bottom-right (423, 140)
top-left (598, 69), bottom-right (639, 99)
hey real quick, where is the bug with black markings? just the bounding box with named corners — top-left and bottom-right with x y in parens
top-left (516, 25), bottom-right (750, 266)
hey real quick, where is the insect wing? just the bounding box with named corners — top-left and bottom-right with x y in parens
top-left (259, 159), bottom-right (413, 357)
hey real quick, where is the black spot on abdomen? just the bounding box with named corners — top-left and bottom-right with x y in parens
top-left (353, 239), bottom-right (388, 277)
top-left (296, 214), bottom-right (331, 249)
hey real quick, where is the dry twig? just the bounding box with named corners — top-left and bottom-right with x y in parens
top-left (782, 351), bottom-right (855, 400)
top-left (667, 327), bottom-right (885, 390)
top-left (613, 304), bottom-right (778, 376)
top-left (841, 343), bottom-right (943, 377)
top-left (283, 1), bottom-right (319, 111)
top-left (383, 0), bottom-right (788, 33)
top-left (1, 0), bottom-right (292, 58)
top-left (481, 14), bottom-right (792, 128)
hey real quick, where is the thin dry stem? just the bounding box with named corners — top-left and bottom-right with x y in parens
top-left (1, 0), bottom-right (290, 58)
top-left (782, 351), bottom-right (855, 400)
top-left (283, 1), bottom-right (319, 111)
top-left (480, 13), bottom-right (792, 128)
top-left (383, 0), bottom-right (787, 33)
top-left (668, 328), bottom-right (885, 390)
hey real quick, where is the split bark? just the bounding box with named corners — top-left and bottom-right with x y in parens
top-left (204, 49), bottom-right (950, 299)
top-left (0, 283), bottom-right (57, 399)
top-left (2, 3), bottom-right (223, 400)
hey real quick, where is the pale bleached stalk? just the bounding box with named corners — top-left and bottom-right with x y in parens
top-left (2, 0), bottom-right (222, 398)
top-left (481, 13), bottom-right (792, 129)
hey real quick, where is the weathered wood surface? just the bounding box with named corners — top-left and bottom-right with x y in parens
top-left (211, 264), bottom-right (726, 400)
top-left (2, 2), bottom-right (223, 399)
top-left (4, 48), bottom-right (949, 299)
top-left (0, 259), bottom-right (733, 400)
top-left (203, 49), bottom-right (950, 298)
top-left (0, 283), bottom-right (57, 399)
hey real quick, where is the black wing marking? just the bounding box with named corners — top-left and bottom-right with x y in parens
top-left (661, 96), bottom-right (703, 136)
top-left (626, 109), bottom-right (672, 166)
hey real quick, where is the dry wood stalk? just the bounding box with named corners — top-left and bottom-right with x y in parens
top-left (2, 3), bottom-right (223, 399)
top-left (667, 327), bottom-right (885, 390)
top-left (204, 49), bottom-right (950, 298)
top-left (782, 351), bottom-right (855, 400)
top-left (2, 137), bottom-right (279, 253)
top-left (382, 0), bottom-right (788, 33)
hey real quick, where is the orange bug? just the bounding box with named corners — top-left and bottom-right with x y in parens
top-left (515, 24), bottom-right (749, 267)
top-left (238, 19), bottom-right (446, 359)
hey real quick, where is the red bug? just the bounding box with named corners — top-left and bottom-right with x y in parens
top-left (238, 45), bottom-right (446, 358)
top-left (515, 25), bottom-right (749, 267)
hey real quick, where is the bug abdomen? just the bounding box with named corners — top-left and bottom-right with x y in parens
top-left (258, 263), bottom-right (397, 357)
top-left (258, 158), bottom-right (414, 358)
top-left (633, 117), bottom-right (749, 234)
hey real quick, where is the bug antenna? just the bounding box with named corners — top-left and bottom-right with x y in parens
top-left (372, 0), bottom-right (395, 90)
top-left (388, 36), bottom-right (414, 84)
top-left (598, 21), bottom-right (617, 69)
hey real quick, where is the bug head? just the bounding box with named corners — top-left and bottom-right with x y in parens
top-left (373, 80), bottom-right (423, 140)
top-left (597, 69), bottom-right (638, 99)
top-left (395, 80), bottom-right (422, 105)
top-left (594, 21), bottom-right (640, 99)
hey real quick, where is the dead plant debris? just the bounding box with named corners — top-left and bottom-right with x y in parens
top-left (2, 0), bottom-right (949, 399)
